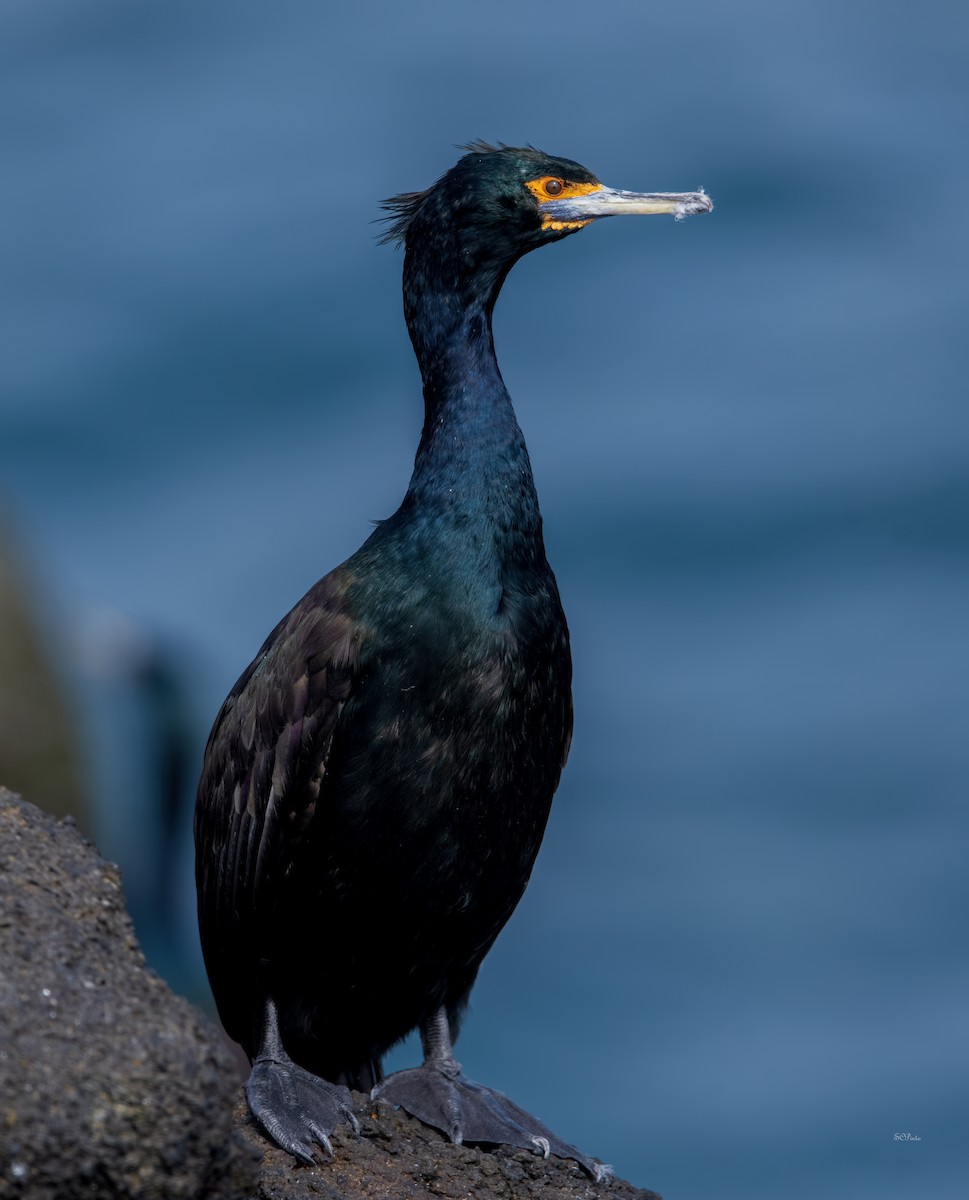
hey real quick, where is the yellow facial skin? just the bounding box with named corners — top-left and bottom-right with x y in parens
top-left (525, 177), bottom-right (603, 231)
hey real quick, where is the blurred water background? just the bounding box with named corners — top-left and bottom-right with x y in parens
top-left (1, 2), bottom-right (966, 1196)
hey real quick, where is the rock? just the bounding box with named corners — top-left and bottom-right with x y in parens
top-left (0, 788), bottom-right (258, 1199)
top-left (236, 1092), bottom-right (662, 1200)
top-left (0, 789), bottom-right (660, 1199)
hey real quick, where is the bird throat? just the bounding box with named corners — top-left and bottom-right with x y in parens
top-left (402, 280), bottom-right (542, 547)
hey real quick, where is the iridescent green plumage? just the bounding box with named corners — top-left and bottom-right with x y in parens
top-left (195, 143), bottom-right (711, 1179)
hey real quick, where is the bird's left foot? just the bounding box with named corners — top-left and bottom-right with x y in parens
top-left (373, 1061), bottom-right (611, 1182)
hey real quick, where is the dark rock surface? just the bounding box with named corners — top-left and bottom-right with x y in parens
top-left (0, 789), bottom-right (660, 1199)
top-left (0, 788), bottom-right (257, 1199)
top-left (235, 1091), bottom-right (661, 1200)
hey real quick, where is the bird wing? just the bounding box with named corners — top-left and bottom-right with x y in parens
top-left (194, 566), bottom-right (360, 1028)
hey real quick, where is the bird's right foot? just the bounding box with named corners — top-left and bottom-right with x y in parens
top-left (245, 1056), bottom-right (360, 1162)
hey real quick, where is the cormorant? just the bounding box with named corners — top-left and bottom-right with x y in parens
top-left (195, 142), bottom-right (711, 1178)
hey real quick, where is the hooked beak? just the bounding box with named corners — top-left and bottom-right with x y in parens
top-left (540, 185), bottom-right (713, 227)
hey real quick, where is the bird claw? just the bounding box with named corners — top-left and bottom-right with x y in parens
top-left (531, 1135), bottom-right (551, 1158)
top-left (307, 1125), bottom-right (334, 1157)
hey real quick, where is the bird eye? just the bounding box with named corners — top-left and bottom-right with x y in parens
top-left (544, 179), bottom-right (564, 196)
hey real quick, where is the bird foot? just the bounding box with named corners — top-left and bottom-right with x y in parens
top-left (373, 1063), bottom-right (611, 1182)
top-left (245, 1056), bottom-right (360, 1163)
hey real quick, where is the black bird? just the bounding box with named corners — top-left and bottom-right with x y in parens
top-left (195, 142), bottom-right (711, 1178)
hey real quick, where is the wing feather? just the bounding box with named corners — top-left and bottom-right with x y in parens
top-left (194, 567), bottom-right (361, 1046)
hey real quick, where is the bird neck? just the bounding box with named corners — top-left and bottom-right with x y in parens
top-left (401, 256), bottom-right (541, 540)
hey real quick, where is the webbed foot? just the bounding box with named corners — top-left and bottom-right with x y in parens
top-left (246, 1056), bottom-right (359, 1162)
top-left (244, 995), bottom-right (359, 1162)
top-left (373, 1009), bottom-right (611, 1182)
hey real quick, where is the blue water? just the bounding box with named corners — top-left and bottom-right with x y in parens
top-left (2, 2), bottom-right (967, 1196)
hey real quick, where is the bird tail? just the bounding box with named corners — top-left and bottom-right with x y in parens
top-left (335, 1057), bottom-right (382, 1093)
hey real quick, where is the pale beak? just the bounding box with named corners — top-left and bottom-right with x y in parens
top-left (540, 185), bottom-right (713, 223)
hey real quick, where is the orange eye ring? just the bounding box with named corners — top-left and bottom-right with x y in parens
top-left (525, 177), bottom-right (603, 205)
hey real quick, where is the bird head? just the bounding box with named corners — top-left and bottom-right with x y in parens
top-left (381, 142), bottom-right (712, 287)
